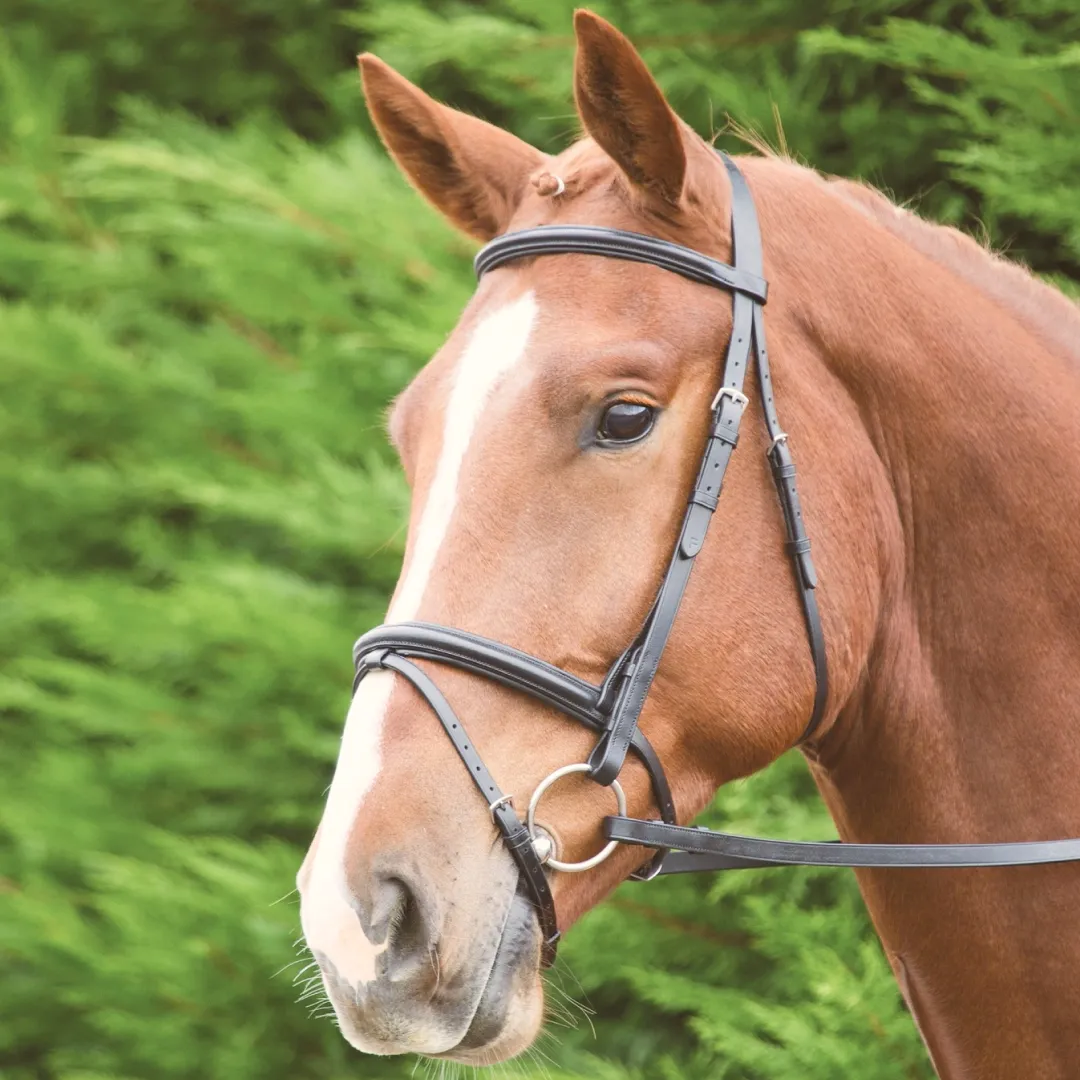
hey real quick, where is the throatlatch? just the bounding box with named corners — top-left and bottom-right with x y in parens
top-left (352, 152), bottom-right (1080, 969)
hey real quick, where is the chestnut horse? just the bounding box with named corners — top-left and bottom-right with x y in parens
top-left (296, 11), bottom-right (1080, 1077)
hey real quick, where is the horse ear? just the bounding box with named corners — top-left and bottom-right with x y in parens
top-left (359, 54), bottom-right (546, 241)
top-left (572, 11), bottom-right (686, 205)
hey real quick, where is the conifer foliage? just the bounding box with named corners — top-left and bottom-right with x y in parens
top-left (1, 3), bottom-right (1076, 1078)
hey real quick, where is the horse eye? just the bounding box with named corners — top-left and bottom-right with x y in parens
top-left (597, 402), bottom-right (655, 444)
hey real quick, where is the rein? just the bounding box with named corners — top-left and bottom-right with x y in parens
top-left (351, 152), bottom-right (1080, 969)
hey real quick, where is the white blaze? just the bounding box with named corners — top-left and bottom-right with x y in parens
top-left (300, 292), bottom-right (538, 987)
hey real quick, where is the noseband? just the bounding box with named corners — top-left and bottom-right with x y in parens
top-left (351, 153), bottom-right (1080, 968)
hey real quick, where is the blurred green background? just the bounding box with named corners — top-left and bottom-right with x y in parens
top-left (1, 2), bottom-right (1077, 1078)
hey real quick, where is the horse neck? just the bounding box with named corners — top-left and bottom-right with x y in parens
top-left (765, 167), bottom-right (1080, 1075)
top-left (792, 180), bottom-right (1080, 836)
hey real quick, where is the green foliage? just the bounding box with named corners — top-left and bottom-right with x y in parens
top-left (805, 7), bottom-right (1080, 285)
top-left (0, 61), bottom-right (469, 1080)
top-left (349, 0), bottom-right (1080, 278)
top-left (1, 2), bottom-right (1077, 1079)
top-left (0, 0), bottom-right (364, 141)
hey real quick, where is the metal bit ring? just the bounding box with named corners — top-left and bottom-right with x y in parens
top-left (527, 763), bottom-right (627, 872)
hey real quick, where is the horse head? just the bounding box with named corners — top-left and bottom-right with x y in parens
top-left (298, 9), bottom-right (918, 1067)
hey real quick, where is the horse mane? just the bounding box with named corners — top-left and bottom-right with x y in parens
top-left (825, 175), bottom-right (1080, 367)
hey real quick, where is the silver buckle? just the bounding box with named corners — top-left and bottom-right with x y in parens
top-left (710, 386), bottom-right (749, 411)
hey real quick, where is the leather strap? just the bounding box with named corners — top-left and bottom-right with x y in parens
top-left (585, 375), bottom-right (750, 785)
top-left (767, 430), bottom-right (829, 740)
top-left (728, 156), bottom-right (828, 742)
top-left (352, 621), bottom-right (677, 828)
top-left (360, 651), bottom-right (561, 967)
top-left (475, 224), bottom-right (768, 302)
top-left (605, 815), bottom-right (1080, 871)
top-left (354, 623), bottom-right (606, 726)
top-left (586, 150), bottom-right (811, 787)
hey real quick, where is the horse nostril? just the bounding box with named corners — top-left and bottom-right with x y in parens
top-left (366, 875), bottom-right (406, 938)
top-left (357, 871), bottom-right (436, 981)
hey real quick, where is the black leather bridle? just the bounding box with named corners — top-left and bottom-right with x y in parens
top-left (351, 152), bottom-right (1080, 969)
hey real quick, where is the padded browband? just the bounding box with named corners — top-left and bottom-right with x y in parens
top-left (475, 224), bottom-right (768, 302)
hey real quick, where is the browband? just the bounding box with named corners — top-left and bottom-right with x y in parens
top-left (475, 224), bottom-right (768, 302)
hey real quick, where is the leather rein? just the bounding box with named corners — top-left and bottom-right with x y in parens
top-left (352, 152), bottom-right (1080, 969)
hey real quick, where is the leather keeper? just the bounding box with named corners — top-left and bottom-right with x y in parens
top-left (710, 424), bottom-right (739, 448)
top-left (797, 552), bottom-right (819, 590)
top-left (679, 500), bottom-right (714, 558)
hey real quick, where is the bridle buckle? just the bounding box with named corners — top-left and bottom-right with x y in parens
top-left (711, 386), bottom-right (749, 412)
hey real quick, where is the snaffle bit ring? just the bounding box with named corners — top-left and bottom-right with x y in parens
top-left (526, 763), bottom-right (627, 873)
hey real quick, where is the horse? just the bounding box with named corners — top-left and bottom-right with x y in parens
top-left (296, 11), bottom-right (1080, 1076)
